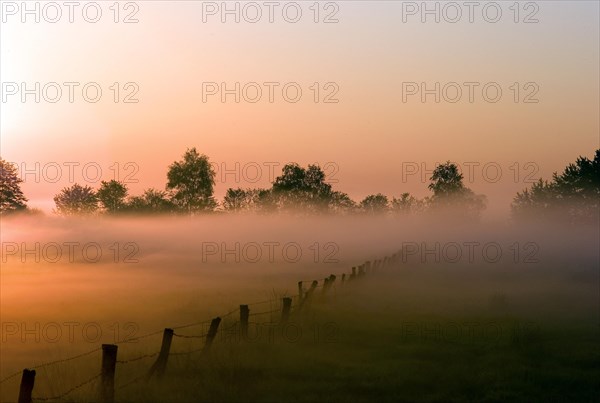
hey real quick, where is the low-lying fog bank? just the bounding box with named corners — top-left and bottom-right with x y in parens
top-left (1, 214), bottom-right (597, 398)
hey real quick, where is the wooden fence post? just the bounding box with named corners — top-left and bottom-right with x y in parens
top-left (321, 278), bottom-right (329, 295)
top-left (300, 280), bottom-right (318, 308)
top-left (350, 267), bottom-right (356, 280)
top-left (100, 344), bottom-right (118, 403)
top-left (298, 281), bottom-right (303, 302)
top-left (281, 297), bottom-right (292, 323)
top-left (147, 328), bottom-right (174, 380)
top-left (203, 317), bottom-right (222, 352)
top-left (322, 275), bottom-right (336, 295)
top-left (17, 369), bottom-right (35, 403)
top-left (341, 273), bottom-right (346, 284)
top-left (309, 280), bottom-right (318, 295)
top-left (240, 305), bottom-right (250, 339)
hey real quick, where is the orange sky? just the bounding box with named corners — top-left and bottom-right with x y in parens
top-left (1, 1), bottom-right (599, 215)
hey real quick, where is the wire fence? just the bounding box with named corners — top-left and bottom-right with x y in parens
top-left (1, 253), bottom-right (399, 403)
top-left (32, 373), bottom-right (102, 402)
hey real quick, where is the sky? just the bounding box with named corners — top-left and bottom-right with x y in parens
top-left (1, 0), bottom-right (599, 215)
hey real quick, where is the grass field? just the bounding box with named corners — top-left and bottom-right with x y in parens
top-left (1, 216), bottom-right (598, 402)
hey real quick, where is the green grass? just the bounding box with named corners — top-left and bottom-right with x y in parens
top-left (4, 269), bottom-right (598, 403)
top-left (107, 279), bottom-right (599, 403)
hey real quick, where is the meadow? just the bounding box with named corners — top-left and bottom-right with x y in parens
top-left (0, 215), bottom-right (598, 402)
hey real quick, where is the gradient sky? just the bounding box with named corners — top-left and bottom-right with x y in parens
top-left (1, 1), bottom-right (599, 215)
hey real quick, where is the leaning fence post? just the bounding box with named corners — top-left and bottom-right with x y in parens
top-left (322, 275), bottom-right (336, 295)
top-left (308, 280), bottom-right (318, 295)
top-left (240, 305), bottom-right (250, 339)
top-left (281, 297), bottom-right (292, 323)
top-left (17, 369), bottom-right (35, 403)
top-left (147, 328), bottom-right (174, 380)
top-left (298, 281), bottom-right (303, 302)
top-left (100, 344), bottom-right (118, 403)
top-left (321, 278), bottom-right (329, 295)
top-left (203, 317), bottom-right (222, 352)
top-left (300, 280), bottom-right (318, 309)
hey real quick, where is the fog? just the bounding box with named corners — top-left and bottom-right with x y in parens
top-left (1, 213), bottom-right (598, 401)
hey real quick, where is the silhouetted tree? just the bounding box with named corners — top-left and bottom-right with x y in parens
top-left (329, 191), bottom-right (356, 214)
top-left (222, 188), bottom-right (259, 211)
top-left (512, 150), bottom-right (600, 222)
top-left (223, 188), bottom-right (246, 211)
top-left (428, 162), bottom-right (486, 218)
top-left (428, 162), bottom-right (464, 197)
top-left (0, 158), bottom-right (27, 213)
top-left (272, 163), bottom-right (333, 212)
top-left (360, 194), bottom-right (389, 214)
top-left (391, 192), bottom-right (423, 215)
top-left (253, 188), bottom-right (279, 213)
top-left (167, 148), bottom-right (216, 213)
top-left (53, 184), bottom-right (98, 215)
top-left (126, 188), bottom-right (176, 214)
top-left (511, 179), bottom-right (556, 219)
top-left (97, 180), bottom-right (128, 214)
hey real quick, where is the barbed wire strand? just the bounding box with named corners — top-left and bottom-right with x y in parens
top-left (117, 373), bottom-right (147, 390)
top-left (0, 346), bottom-right (102, 385)
top-left (249, 308), bottom-right (280, 317)
top-left (247, 298), bottom-right (276, 307)
top-left (116, 352), bottom-right (159, 364)
top-left (222, 307), bottom-right (239, 318)
top-left (115, 329), bottom-right (164, 344)
top-left (173, 332), bottom-right (207, 339)
top-left (3, 268), bottom-right (357, 391)
top-left (171, 319), bottom-right (213, 331)
top-left (170, 347), bottom-right (204, 356)
top-left (33, 372), bottom-right (101, 401)
top-left (0, 371), bottom-right (22, 385)
top-left (222, 321), bottom-right (239, 331)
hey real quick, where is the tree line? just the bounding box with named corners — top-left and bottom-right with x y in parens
top-left (1, 148), bottom-right (598, 222)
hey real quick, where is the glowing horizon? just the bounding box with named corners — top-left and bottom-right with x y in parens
top-left (1, 1), bottom-right (598, 216)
